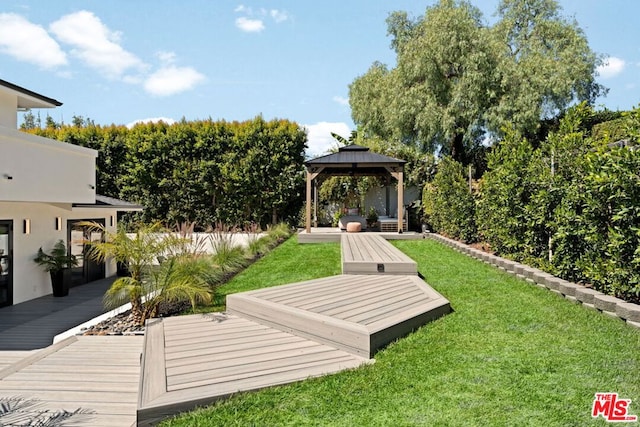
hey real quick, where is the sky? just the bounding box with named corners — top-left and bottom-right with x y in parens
top-left (0, 1), bottom-right (637, 156)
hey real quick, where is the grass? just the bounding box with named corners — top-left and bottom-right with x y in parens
top-left (161, 237), bottom-right (640, 426)
top-left (191, 236), bottom-right (342, 312)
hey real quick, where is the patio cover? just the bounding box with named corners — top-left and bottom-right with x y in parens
top-left (304, 144), bottom-right (406, 233)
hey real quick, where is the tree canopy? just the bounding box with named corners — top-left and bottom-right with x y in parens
top-left (349, 0), bottom-right (604, 164)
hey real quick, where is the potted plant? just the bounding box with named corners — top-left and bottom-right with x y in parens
top-left (34, 240), bottom-right (78, 297)
top-left (366, 207), bottom-right (379, 230)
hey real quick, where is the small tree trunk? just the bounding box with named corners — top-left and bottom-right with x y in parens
top-left (450, 132), bottom-right (466, 164)
top-left (131, 297), bottom-right (145, 326)
top-left (272, 207), bottom-right (278, 225)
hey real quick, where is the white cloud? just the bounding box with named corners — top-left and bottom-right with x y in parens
top-left (156, 51), bottom-right (177, 65)
top-left (127, 117), bottom-right (176, 129)
top-left (304, 122), bottom-right (352, 157)
top-left (144, 65), bottom-right (206, 96)
top-left (597, 56), bottom-right (625, 79)
top-left (0, 13), bottom-right (67, 68)
top-left (333, 96), bottom-right (349, 106)
top-left (235, 17), bottom-right (265, 33)
top-left (270, 9), bottom-right (289, 23)
top-left (50, 10), bottom-right (146, 79)
top-left (234, 5), bottom-right (288, 32)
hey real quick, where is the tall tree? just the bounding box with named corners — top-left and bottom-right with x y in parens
top-left (486, 0), bottom-right (605, 137)
top-left (351, 0), bottom-right (498, 162)
top-left (349, 0), bottom-right (604, 164)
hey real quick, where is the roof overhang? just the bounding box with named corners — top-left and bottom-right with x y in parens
top-left (72, 195), bottom-right (144, 212)
top-left (0, 79), bottom-right (62, 109)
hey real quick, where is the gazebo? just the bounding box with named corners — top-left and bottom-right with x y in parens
top-left (304, 144), bottom-right (407, 233)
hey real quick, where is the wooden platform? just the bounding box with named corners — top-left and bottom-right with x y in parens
top-left (137, 313), bottom-right (371, 426)
top-left (0, 350), bottom-right (35, 370)
top-left (297, 228), bottom-right (423, 244)
top-left (0, 335), bottom-right (142, 427)
top-left (137, 233), bottom-right (450, 425)
top-left (228, 274), bottom-right (449, 358)
top-left (341, 233), bottom-right (418, 275)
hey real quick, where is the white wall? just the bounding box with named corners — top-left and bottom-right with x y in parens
top-left (0, 92), bottom-right (17, 128)
top-left (0, 201), bottom-right (118, 304)
top-left (0, 127), bottom-right (97, 204)
top-left (364, 185), bottom-right (420, 217)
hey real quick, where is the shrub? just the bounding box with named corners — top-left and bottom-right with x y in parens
top-left (423, 156), bottom-right (477, 242)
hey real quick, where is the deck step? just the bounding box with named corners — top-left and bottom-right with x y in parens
top-left (341, 234), bottom-right (418, 275)
top-left (137, 313), bottom-right (371, 427)
top-left (227, 274), bottom-right (450, 358)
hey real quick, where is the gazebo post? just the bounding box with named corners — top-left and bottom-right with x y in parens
top-left (313, 180), bottom-right (318, 228)
top-left (305, 169), bottom-right (312, 233)
top-left (397, 170), bottom-right (404, 233)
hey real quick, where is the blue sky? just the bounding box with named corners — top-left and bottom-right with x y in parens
top-left (0, 1), bottom-right (637, 156)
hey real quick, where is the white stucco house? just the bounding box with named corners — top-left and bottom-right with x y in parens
top-left (0, 79), bottom-right (141, 307)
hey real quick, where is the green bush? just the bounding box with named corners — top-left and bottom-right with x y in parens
top-left (423, 156), bottom-right (477, 242)
top-left (476, 127), bottom-right (534, 256)
top-left (554, 145), bottom-right (640, 301)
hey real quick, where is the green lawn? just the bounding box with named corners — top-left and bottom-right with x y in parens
top-left (162, 237), bottom-right (640, 426)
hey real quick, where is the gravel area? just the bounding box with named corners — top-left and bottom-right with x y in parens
top-left (81, 300), bottom-right (192, 336)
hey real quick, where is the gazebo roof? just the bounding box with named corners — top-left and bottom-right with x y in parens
top-left (304, 144), bottom-right (405, 176)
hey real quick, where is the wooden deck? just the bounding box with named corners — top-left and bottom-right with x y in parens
top-left (0, 350), bottom-right (35, 370)
top-left (137, 313), bottom-right (371, 426)
top-left (297, 228), bottom-right (423, 244)
top-left (137, 228), bottom-right (450, 425)
top-left (0, 335), bottom-right (142, 427)
top-left (227, 274), bottom-right (449, 358)
top-left (341, 233), bottom-right (418, 275)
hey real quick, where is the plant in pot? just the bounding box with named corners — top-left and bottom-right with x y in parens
top-left (366, 207), bottom-right (379, 230)
top-left (34, 240), bottom-right (78, 297)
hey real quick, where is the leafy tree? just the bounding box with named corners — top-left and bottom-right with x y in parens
top-left (45, 115), bottom-right (59, 129)
top-left (350, 0), bottom-right (604, 164)
top-left (215, 117), bottom-right (307, 225)
top-left (476, 126), bottom-right (535, 256)
top-left (486, 0), bottom-right (604, 135)
top-left (20, 111), bottom-right (38, 130)
top-left (553, 107), bottom-right (640, 301)
top-left (24, 116), bottom-right (307, 227)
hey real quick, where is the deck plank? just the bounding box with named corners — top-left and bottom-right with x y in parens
top-left (0, 336), bottom-right (142, 426)
top-left (228, 274), bottom-right (450, 358)
top-left (341, 234), bottom-right (417, 275)
top-left (137, 314), bottom-right (370, 426)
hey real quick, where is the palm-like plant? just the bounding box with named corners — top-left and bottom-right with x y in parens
top-left (81, 221), bottom-right (216, 325)
top-left (142, 255), bottom-right (219, 320)
top-left (34, 239), bottom-right (78, 273)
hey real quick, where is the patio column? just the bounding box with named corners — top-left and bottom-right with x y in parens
top-left (397, 170), bottom-right (404, 233)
